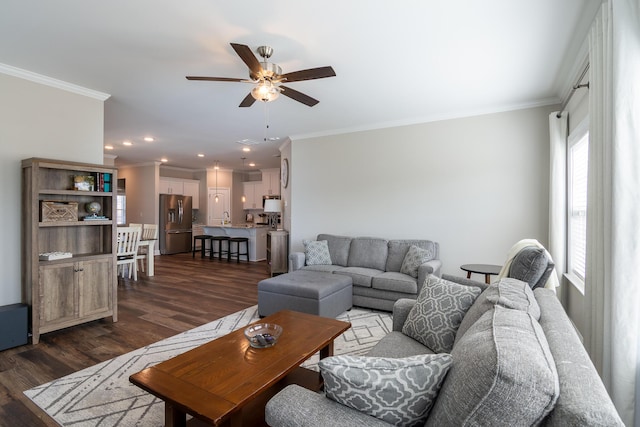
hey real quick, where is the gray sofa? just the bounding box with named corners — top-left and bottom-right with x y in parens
top-left (265, 277), bottom-right (623, 426)
top-left (289, 234), bottom-right (441, 311)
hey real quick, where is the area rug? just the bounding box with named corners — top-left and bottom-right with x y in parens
top-left (24, 306), bottom-right (392, 426)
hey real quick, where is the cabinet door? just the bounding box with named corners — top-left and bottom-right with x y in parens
top-left (39, 262), bottom-right (77, 325)
top-left (263, 170), bottom-right (280, 195)
top-left (78, 258), bottom-right (113, 317)
top-left (160, 179), bottom-right (184, 194)
top-left (243, 182), bottom-right (257, 209)
top-left (183, 181), bottom-right (200, 209)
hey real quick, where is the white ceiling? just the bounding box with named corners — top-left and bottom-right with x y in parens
top-left (0, 1), bottom-right (601, 171)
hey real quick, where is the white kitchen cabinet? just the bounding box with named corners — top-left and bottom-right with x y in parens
top-left (262, 168), bottom-right (280, 196)
top-left (159, 178), bottom-right (200, 209)
top-left (183, 180), bottom-right (200, 209)
top-left (243, 181), bottom-right (262, 209)
top-left (159, 178), bottom-right (184, 195)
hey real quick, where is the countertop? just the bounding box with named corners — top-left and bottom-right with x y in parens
top-left (205, 223), bottom-right (269, 229)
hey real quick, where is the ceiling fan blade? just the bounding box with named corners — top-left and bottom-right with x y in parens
top-left (186, 76), bottom-right (245, 82)
top-left (239, 93), bottom-right (257, 108)
top-left (280, 66), bottom-right (336, 82)
top-left (230, 43), bottom-right (263, 78)
top-left (279, 85), bottom-right (319, 107)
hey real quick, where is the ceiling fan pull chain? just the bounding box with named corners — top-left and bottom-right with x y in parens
top-left (264, 102), bottom-right (270, 142)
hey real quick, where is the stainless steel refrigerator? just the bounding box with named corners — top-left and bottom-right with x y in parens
top-left (159, 194), bottom-right (193, 254)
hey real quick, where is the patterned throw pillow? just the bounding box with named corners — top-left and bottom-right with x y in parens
top-left (402, 275), bottom-right (481, 353)
top-left (320, 354), bottom-right (452, 427)
top-left (400, 245), bottom-right (433, 278)
top-left (303, 240), bottom-right (332, 265)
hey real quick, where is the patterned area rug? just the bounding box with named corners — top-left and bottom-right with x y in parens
top-left (24, 306), bottom-right (392, 426)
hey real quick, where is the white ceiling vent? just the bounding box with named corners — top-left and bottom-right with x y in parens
top-left (236, 139), bottom-right (263, 146)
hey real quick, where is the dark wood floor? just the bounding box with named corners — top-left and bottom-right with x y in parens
top-left (0, 253), bottom-right (268, 426)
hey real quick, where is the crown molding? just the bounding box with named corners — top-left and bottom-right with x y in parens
top-left (0, 63), bottom-right (110, 101)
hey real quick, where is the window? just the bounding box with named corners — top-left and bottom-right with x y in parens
top-left (116, 195), bottom-right (127, 225)
top-left (567, 122), bottom-right (589, 288)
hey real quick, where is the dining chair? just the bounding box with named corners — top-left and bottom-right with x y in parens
top-left (117, 226), bottom-right (142, 280)
top-left (136, 224), bottom-right (158, 273)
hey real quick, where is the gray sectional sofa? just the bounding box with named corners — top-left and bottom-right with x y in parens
top-left (265, 276), bottom-right (623, 426)
top-left (289, 234), bottom-right (442, 311)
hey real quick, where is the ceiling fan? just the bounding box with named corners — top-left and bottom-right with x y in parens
top-left (186, 43), bottom-right (336, 107)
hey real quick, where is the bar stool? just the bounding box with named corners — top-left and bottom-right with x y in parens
top-left (192, 235), bottom-right (212, 258)
top-left (228, 237), bottom-right (249, 263)
top-left (210, 236), bottom-right (230, 260)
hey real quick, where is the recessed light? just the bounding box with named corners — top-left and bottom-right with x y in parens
top-left (123, 140), bottom-right (132, 146)
top-left (144, 136), bottom-right (154, 142)
top-left (249, 162), bottom-right (256, 167)
top-left (242, 147), bottom-right (251, 152)
top-left (197, 153), bottom-right (205, 157)
top-left (160, 158), bottom-right (168, 163)
top-left (104, 144), bottom-right (114, 150)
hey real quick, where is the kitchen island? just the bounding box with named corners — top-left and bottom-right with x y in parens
top-left (203, 225), bottom-right (269, 262)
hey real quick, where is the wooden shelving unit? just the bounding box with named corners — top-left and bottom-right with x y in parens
top-left (22, 158), bottom-right (118, 344)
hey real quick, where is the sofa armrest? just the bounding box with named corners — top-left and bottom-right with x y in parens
top-left (416, 259), bottom-right (443, 294)
top-left (265, 384), bottom-right (390, 427)
top-left (392, 298), bottom-right (417, 332)
top-left (288, 252), bottom-right (306, 272)
top-left (441, 273), bottom-right (488, 291)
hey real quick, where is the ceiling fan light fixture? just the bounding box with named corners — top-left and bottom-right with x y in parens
top-left (251, 81), bottom-right (280, 102)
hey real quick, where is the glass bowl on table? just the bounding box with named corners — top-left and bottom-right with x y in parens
top-left (244, 323), bottom-right (283, 348)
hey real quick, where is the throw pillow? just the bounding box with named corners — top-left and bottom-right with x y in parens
top-left (320, 354), bottom-right (452, 427)
top-left (426, 306), bottom-right (560, 426)
top-left (402, 275), bottom-right (481, 353)
top-left (509, 246), bottom-right (550, 289)
top-left (399, 245), bottom-right (433, 278)
top-left (303, 240), bottom-right (332, 266)
top-left (454, 277), bottom-right (540, 345)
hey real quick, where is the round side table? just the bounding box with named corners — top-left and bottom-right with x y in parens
top-left (460, 264), bottom-right (502, 284)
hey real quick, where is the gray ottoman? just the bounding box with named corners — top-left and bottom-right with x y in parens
top-left (258, 270), bottom-right (353, 318)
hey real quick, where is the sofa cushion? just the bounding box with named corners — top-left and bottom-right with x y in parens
top-left (347, 237), bottom-right (388, 271)
top-left (386, 240), bottom-right (437, 272)
top-left (303, 239), bottom-right (332, 266)
top-left (509, 246), bottom-right (551, 289)
top-left (334, 267), bottom-right (382, 288)
top-left (402, 275), bottom-right (481, 353)
top-left (455, 277), bottom-right (540, 344)
top-left (320, 354), bottom-right (452, 427)
top-left (366, 331), bottom-right (434, 358)
top-left (371, 272), bottom-right (417, 294)
top-left (426, 306), bottom-right (560, 427)
top-left (400, 245), bottom-right (433, 278)
top-left (301, 264), bottom-right (344, 273)
top-left (317, 234), bottom-right (353, 267)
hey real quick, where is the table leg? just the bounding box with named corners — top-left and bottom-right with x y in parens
top-left (147, 242), bottom-right (155, 276)
top-left (320, 341), bottom-right (335, 359)
top-left (165, 402), bottom-right (186, 427)
top-left (466, 272), bottom-right (472, 279)
top-left (484, 274), bottom-right (491, 284)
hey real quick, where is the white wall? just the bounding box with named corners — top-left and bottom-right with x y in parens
top-left (118, 162), bottom-right (159, 226)
top-left (0, 73), bottom-right (105, 306)
top-left (290, 105), bottom-right (557, 277)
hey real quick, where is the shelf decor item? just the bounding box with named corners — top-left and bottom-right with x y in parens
top-left (73, 175), bottom-right (95, 191)
top-left (41, 201), bottom-right (78, 222)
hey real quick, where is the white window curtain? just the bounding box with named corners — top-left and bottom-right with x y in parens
top-left (584, 1), bottom-right (640, 425)
top-left (548, 112), bottom-right (567, 302)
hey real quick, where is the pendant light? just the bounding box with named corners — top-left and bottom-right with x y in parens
top-left (214, 160), bottom-right (219, 203)
top-left (241, 157), bottom-right (247, 203)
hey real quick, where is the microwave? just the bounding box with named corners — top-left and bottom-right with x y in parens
top-left (262, 195), bottom-right (280, 208)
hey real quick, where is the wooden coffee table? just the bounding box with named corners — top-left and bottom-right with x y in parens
top-left (129, 310), bottom-right (351, 427)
